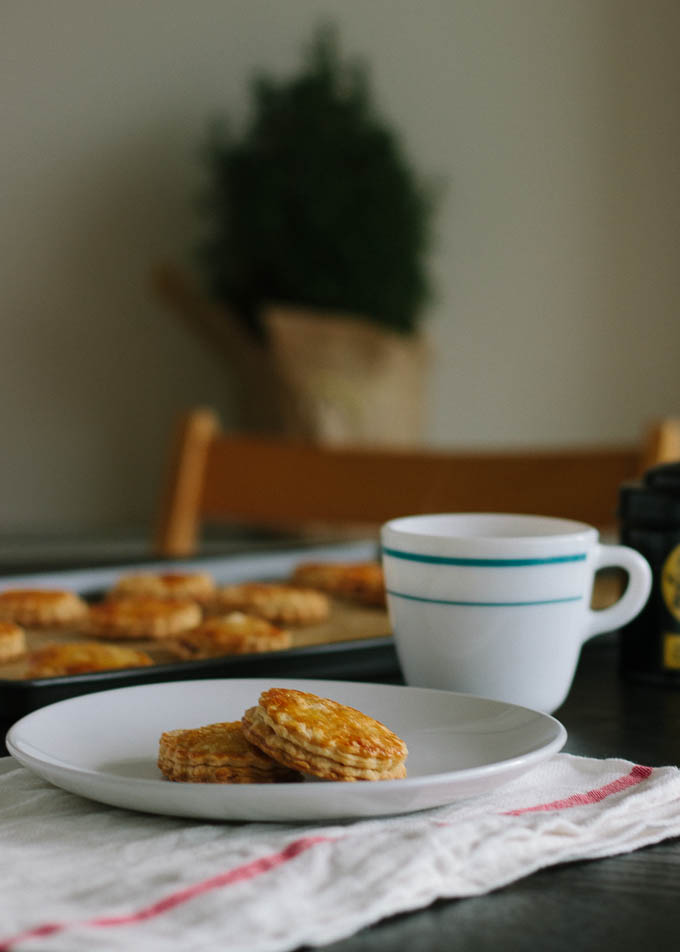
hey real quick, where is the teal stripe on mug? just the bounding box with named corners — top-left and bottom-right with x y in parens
top-left (386, 589), bottom-right (584, 607)
top-left (381, 547), bottom-right (587, 567)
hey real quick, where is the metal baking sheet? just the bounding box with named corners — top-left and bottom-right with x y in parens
top-left (0, 540), bottom-right (402, 745)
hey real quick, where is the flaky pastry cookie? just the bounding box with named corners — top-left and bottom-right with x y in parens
top-left (0, 621), bottom-right (26, 663)
top-left (0, 589), bottom-right (88, 628)
top-left (26, 641), bottom-right (153, 677)
top-left (166, 612), bottom-right (291, 660)
top-left (241, 688), bottom-right (408, 782)
top-left (84, 596), bottom-right (202, 640)
top-left (210, 582), bottom-right (329, 626)
top-left (110, 571), bottom-right (216, 604)
top-left (291, 561), bottom-right (386, 607)
top-left (158, 721), bottom-right (302, 783)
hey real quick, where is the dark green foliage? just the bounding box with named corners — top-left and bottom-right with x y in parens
top-left (198, 26), bottom-right (436, 337)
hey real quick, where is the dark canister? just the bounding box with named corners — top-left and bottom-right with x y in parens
top-left (618, 461), bottom-right (680, 683)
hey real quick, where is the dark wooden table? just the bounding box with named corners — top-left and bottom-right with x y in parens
top-left (325, 632), bottom-right (680, 952)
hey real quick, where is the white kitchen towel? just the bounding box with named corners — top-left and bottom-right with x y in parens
top-left (1, 753), bottom-right (679, 952)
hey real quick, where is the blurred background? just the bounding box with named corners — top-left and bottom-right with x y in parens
top-left (2, 0), bottom-right (679, 556)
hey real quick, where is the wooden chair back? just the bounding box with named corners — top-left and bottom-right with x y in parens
top-left (153, 408), bottom-right (669, 558)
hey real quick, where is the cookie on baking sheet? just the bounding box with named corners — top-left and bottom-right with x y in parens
top-left (158, 721), bottom-right (302, 783)
top-left (26, 641), bottom-right (153, 677)
top-left (0, 589), bottom-right (88, 628)
top-left (0, 621), bottom-right (26, 663)
top-left (84, 596), bottom-right (202, 640)
top-left (210, 582), bottom-right (329, 626)
top-left (241, 688), bottom-right (408, 782)
top-left (109, 571), bottom-right (216, 604)
top-left (291, 561), bottom-right (386, 607)
top-left (166, 612), bottom-right (291, 660)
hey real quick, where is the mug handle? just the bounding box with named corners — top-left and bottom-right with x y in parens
top-left (584, 544), bottom-right (652, 641)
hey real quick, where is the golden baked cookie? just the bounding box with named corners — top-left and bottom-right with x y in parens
top-left (167, 612), bottom-right (291, 660)
top-left (241, 688), bottom-right (408, 781)
top-left (0, 621), bottom-right (26, 663)
top-left (26, 641), bottom-right (153, 677)
top-left (210, 582), bottom-right (329, 626)
top-left (84, 596), bottom-right (202, 640)
top-left (110, 571), bottom-right (216, 603)
top-left (291, 561), bottom-right (386, 607)
top-left (0, 589), bottom-right (88, 628)
top-left (158, 721), bottom-right (302, 783)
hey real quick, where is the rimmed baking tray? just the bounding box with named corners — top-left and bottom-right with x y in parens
top-left (0, 540), bottom-right (402, 747)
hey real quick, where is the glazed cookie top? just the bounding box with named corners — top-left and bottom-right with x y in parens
top-left (291, 561), bottom-right (386, 606)
top-left (159, 721), bottom-right (278, 769)
top-left (110, 571), bottom-right (216, 602)
top-left (167, 612), bottom-right (291, 659)
top-left (254, 687), bottom-right (407, 769)
top-left (84, 596), bottom-right (202, 639)
top-left (26, 641), bottom-right (153, 677)
top-left (0, 589), bottom-right (88, 628)
top-left (211, 582), bottom-right (329, 626)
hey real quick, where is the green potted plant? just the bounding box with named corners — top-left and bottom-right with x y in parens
top-left (157, 25), bottom-right (438, 443)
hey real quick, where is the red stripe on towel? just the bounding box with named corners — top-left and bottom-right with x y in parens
top-left (0, 835), bottom-right (332, 950)
top-left (502, 764), bottom-right (653, 815)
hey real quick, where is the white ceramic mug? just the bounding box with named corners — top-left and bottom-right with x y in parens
top-left (381, 513), bottom-right (652, 713)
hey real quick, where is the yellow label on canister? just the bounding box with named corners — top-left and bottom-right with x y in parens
top-left (663, 632), bottom-right (680, 670)
top-left (661, 544), bottom-right (680, 622)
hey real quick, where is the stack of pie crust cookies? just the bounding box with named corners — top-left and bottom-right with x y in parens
top-left (158, 721), bottom-right (302, 784)
top-left (159, 687), bottom-right (407, 784)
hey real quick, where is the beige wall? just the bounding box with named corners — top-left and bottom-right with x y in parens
top-left (1, 1), bottom-right (679, 532)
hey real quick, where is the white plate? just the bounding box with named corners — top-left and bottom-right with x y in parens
top-left (6, 678), bottom-right (566, 821)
